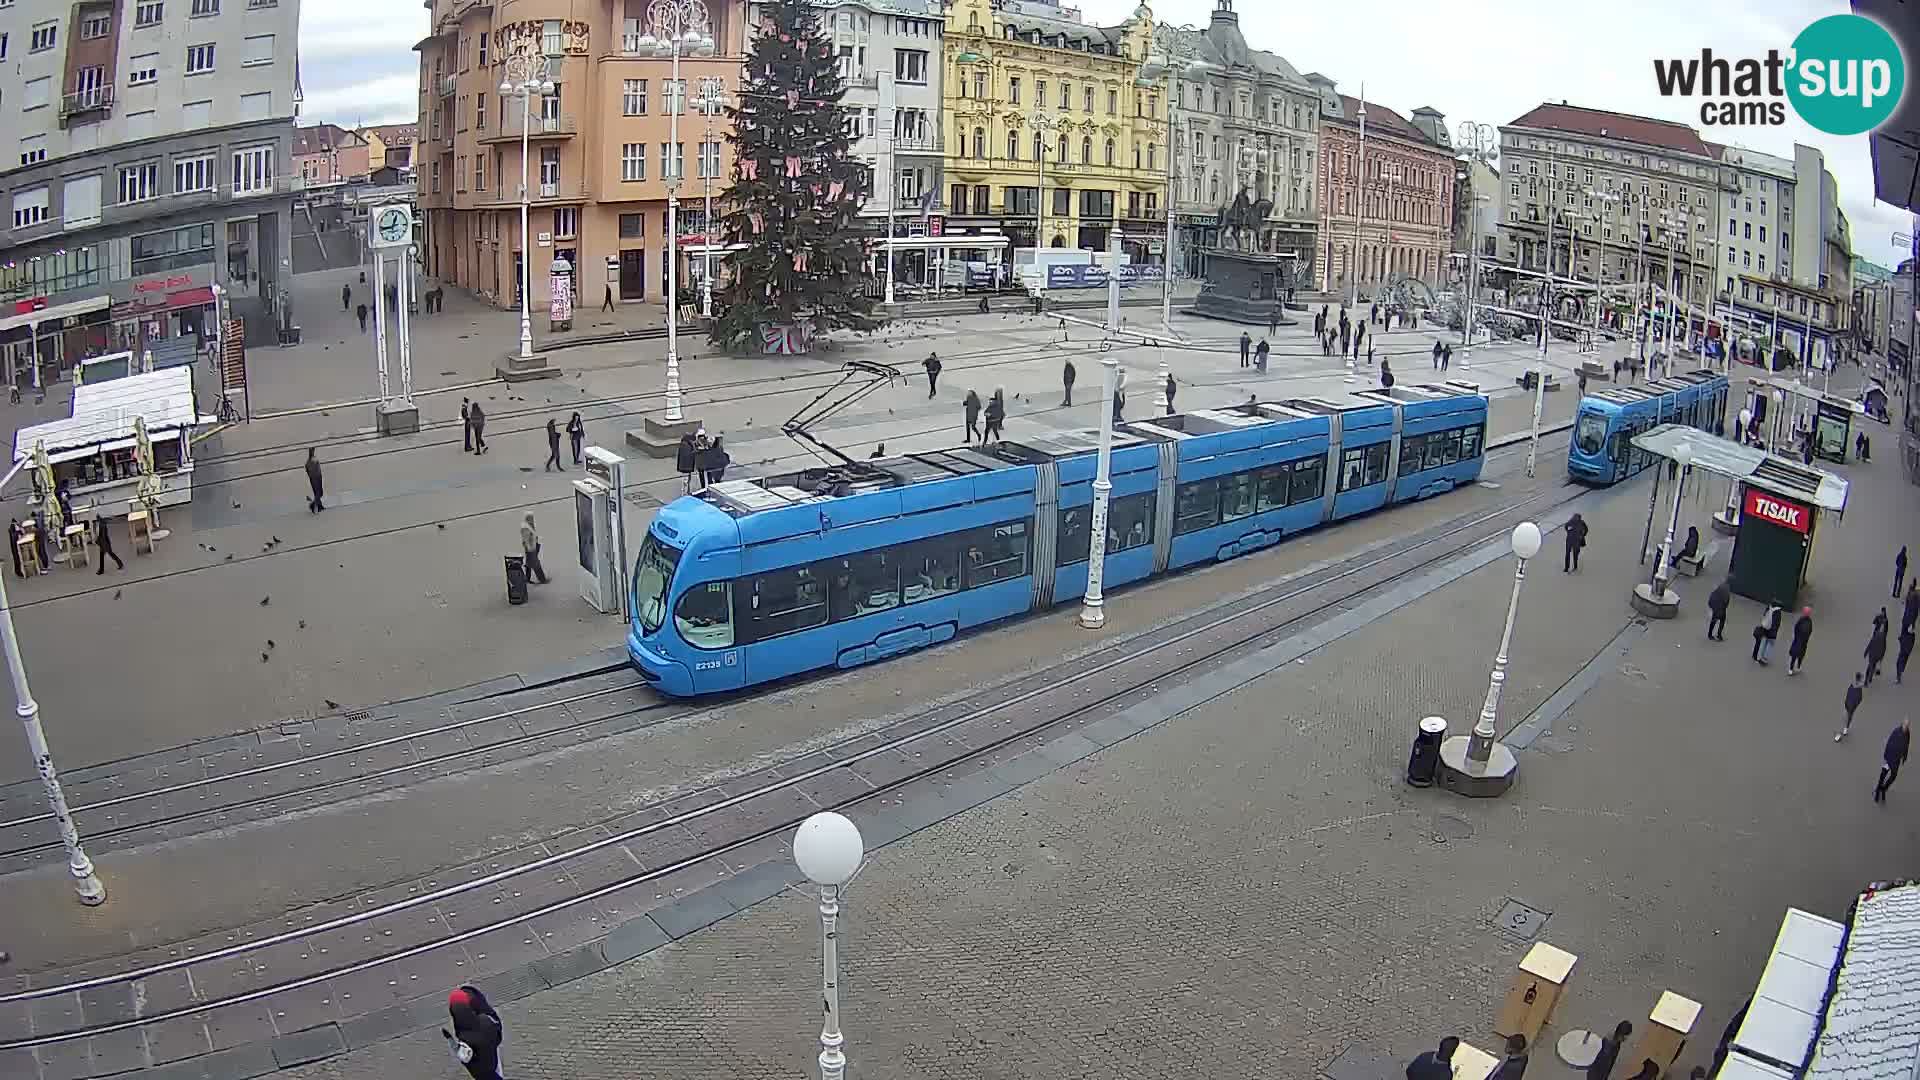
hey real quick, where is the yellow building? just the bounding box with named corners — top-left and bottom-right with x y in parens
top-left (940, 0), bottom-right (1164, 261)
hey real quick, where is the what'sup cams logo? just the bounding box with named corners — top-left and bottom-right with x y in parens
top-left (1653, 13), bottom-right (1906, 136)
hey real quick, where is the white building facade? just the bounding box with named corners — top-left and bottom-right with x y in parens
top-left (820, 0), bottom-right (944, 234)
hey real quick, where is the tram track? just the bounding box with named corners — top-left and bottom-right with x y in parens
top-left (0, 442), bottom-right (1587, 1059)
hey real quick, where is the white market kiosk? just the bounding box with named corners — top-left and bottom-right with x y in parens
top-left (12, 365), bottom-right (201, 517)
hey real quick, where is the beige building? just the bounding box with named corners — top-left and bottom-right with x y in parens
top-left (359, 124), bottom-right (419, 171)
top-left (416, 0), bottom-right (747, 311)
top-left (293, 124), bottom-right (371, 183)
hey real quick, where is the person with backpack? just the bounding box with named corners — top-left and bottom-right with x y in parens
top-left (983, 388), bottom-right (1007, 444)
top-left (443, 986), bottom-right (504, 1080)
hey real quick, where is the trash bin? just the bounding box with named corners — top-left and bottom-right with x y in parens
top-left (504, 555), bottom-right (528, 605)
top-left (1406, 715), bottom-right (1447, 787)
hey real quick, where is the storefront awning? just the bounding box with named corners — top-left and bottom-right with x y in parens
top-left (0, 295), bottom-right (111, 336)
top-left (1632, 423), bottom-right (1848, 512)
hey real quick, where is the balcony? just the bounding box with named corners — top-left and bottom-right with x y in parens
top-left (479, 112), bottom-right (577, 144)
top-left (847, 72), bottom-right (880, 90)
top-left (437, 74), bottom-right (456, 99)
top-left (59, 86), bottom-right (113, 124)
top-left (475, 178), bottom-right (586, 206)
top-left (892, 132), bottom-right (942, 154)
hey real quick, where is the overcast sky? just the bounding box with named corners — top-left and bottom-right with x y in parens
top-left (301, 0), bottom-right (1910, 266)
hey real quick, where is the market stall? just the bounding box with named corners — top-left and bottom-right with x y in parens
top-left (11, 365), bottom-right (202, 517)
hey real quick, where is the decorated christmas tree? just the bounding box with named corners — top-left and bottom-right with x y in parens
top-left (709, 0), bottom-right (878, 351)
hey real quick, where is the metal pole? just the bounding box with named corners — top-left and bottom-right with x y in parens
top-left (1526, 209), bottom-right (1549, 479)
top-left (1080, 355), bottom-right (1120, 631)
top-left (1105, 226), bottom-right (1121, 333)
top-left (1466, 547), bottom-right (1529, 765)
top-left (814, 882), bottom-right (846, 1080)
top-left (884, 131), bottom-right (895, 307)
top-left (517, 87), bottom-right (534, 360)
top-left (0, 459), bottom-right (104, 904)
top-left (1350, 90), bottom-right (1365, 308)
top-left (702, 93), bottom-right (716, 319)
top-left (1160, 72), bottom-right (1176, 330)
top-left (665, 44), bottom-right (684, 423)
top-left (372, 253), bottom-right (391, 402)
top-left (397, 245), bottom-right (414, 406)
top-left (1651, 462), bottom-right (1686, 593)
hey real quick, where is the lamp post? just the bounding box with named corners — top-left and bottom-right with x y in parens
top-left (497, 49), bottom-right (554, 362)
top-left (636, 0), bottom-right (716, 423)
top-left (1140, 24), bottom-right (1204, 329)
top-left (1082, 353), bottom-right (1122, 630)
top-left (1454, 122), bottom-right (1498, 361)
top-left (1030, 112), bottom-right (1059, 258)
top-left (1525, 205), bottom-right (1558, 479)
top-left (1632, 441), bottom-right (1692, 619)
top-left (793, 812), bottom-right (865, 1080)
top-left (1436, 521), bottom-right (1540, 798)
top-left (1350, 89), bottom-right (1367, 308)
top-left (695, 75), bottom-right (728, 319)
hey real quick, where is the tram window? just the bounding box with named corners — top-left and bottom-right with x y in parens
top-left (830, 550), bottom-right (900, 622)
top-left (1057, 506), bottom-right (1091, 567)
top-left (1400, 434), bottom-right (1428, 475)
top-left (737, 564), bottom-right (829, 644)
top-left (1428, 429), bottom-right (1461, 469)
top-left (1338, 448), bottom-right (1367, 492)
top-left (902, 537), bottom-right (962, 602)
top-left (1461, 425), bottom-right (1484, 459)
top-left (1107, 492), bottom-right (1154, 551)
top-left (1574, 411), bottom-right (1607, 456)
top-left (963, 520), bottom-right (1030, 587)
top-left (1173, 478), bottom-right (1220, 535)
top-left (1220, 472), bottom-right (1257, 522)
top-left (1254, 464), bottom-right (1289, 512)
top-left (675, 581), bottom-right (734, 649)
top-left (1288, 456), bottom-right (1325, 504)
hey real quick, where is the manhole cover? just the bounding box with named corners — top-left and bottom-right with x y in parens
top-left (1493, 898), bottom-right (1551, 940)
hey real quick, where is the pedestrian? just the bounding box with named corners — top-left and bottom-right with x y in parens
top-left (676, 432), bottom-right (698, 492)
top-left (1588, 1021), bottom-right (1632, 1080)
top-left (923, 352), bottom-right (942, 398)
top-left (385, 282), bottom-right (398, 314)
top-left (964, 389), bottom-right (983, 442)
top-left (1866, 615), bottom-right (1889, 685)
top-left (1578, 371), bottom-right (1588, 395)
top-left (1352, 327), bottom-right (1364, 362)
top-left (705, 437), bottom-right (730, 485)
top-left (1895, 545), bottom-right (1909, 598)
top-left (1876, 718), bottom-right (1911, 803)
top-left (1487, 1035), bottom-right (1529, 1080)
top-left (1239, 332), bottom-right (1252, 368)
top-left (1165, 373), bottom-right (1177, 415)
top-left (1380, 359), bottom-right (1394, 389)
top-left (1314, 309), bottom-right (1324, 337)
top-left (567, 412), bottom-right (585, 464)
top-left (304, 448), bottom-right (325, 513)
top-left (1442, 344), bottom-right (1452, 370)
top-left (356, 303), bottom-right (368, 332)
top-left (470, 402), bottom-right (487, 453)
top-left (1062, 361), bottom-right (1076, 407)
top-left (6, 519), bottom-right (20, 579)
top-left (520, 512), bottom-right (550, 585)
top-left (341, 282), bottom-right (352, 312)
top-left (1268, 307), bottom-right (1280, 337)
top-left (1369, 302), bottom-right (1379, 325)
top-left (694, 437), bottom-right (717, 486)
top-left (544, 418), bottom-right (563, 471)
top-left (1902, 581), bottom-right (1918, 634)
top-left (1563, 512), bottom-right (1588, 572)
top-left (461, 398), bottom-right (474, 453)
top-left (1752, 602), bottom-right (1782, 664)
top-left (1405, 1036), bottom-right (1459, 1080)
top-left (1255, 338), bottom-right (1269, 373)
top-left (1840, 673), bottom-right (1865, 741)
top-left (1340, 322), bottom-right (1351, 355)
top-left (1112, 368), bottom-right (1128, 425)
top-left (1788, 606), bottom-right (1814, 675)
top-left (1433, 341), bottom-right (1443, 369)
top-left (983, 387), bottom-right (1006, 443)
top-left (31, 511), bottom-right (47, 574)
top-left (443, 986), bottom-right (504, 1080)
top-left (93, 517), bottom-right (123, 575)
top-left (602, 282), bottom-right (614, 312)
top-left (1899, 625), bottom-right (1916, 684)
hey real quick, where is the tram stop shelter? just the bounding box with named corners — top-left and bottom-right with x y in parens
top-left (1747, 376), bottom-right (1865, 464)
top-left (1631, 423), bottom-right (1848, 608)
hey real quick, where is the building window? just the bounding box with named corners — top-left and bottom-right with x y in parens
top-left (475, 155), bottom-right (485, 191)
top-left (242, 33), bottom-right (273, 65)
top-left (232, 144), bottom-right (272, 193)
top-left (623, 78), bottom-right (647, 115)
top-left (973, 127), bottom-right (985, 159)
top-left (621, 142), bottom-right (645, 181)
top-left (1007, 130), bottom-right (1019, 160)
top-left (698, 140), bottom-right (719, 178)
top-left (1081, 135), bottom-right (1091, 163)
top-left (618, 212), bottom-right (642, 238)
top-left (895, 50), bottom-right (927, 84)
top-left (541, 19), bottom-right (563, 55)
top-left (1009, 76), bottom-right (1021, 105)
top-left (1104, 138), bottom-right (1114, 166)
top-left (135, 2), bottom-right (163, 26)
top-left (476, 94), bottom-right (486, 131)
top-left (190, 0), bottom-right (219, 11)
top-left (82, 14), bottom-right (112, 39)
top-left (128, 55), bottom-right (159, 85)
top-left (186, 43), bottom-right (215, 73)
top-left (1060, 82), bottom-right (1070, 109)
top-left (1107, 89), bottom-right (1117, 114)
top-left (11, 186), bottom-right (49, 229)
top-left (30, 22), bottom-right (56, 51)
top-left (18, 134), bottom-right (46, 165)
top-left (554, 207), bottom-right (577, 238)
top-left (174, 154), bottom-right (213, 192)
top-left (119, 163), bottom-right (160, 204)
top-left (1083, 86), bottom-right (1093, 112)
top-left (657, 142), bottom-right (681, 182)
top-left (238, 91), bottom-right (269, 120)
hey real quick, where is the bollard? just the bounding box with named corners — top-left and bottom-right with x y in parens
top-left (1406, 716), bottom-right (1448, 787)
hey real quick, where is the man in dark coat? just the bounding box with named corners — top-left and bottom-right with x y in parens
top-left (461, 397), bottom-right (474, 452)
top-left (543, 418), bottom-right (564, 472)
top-left (922, 352), bottom-right (942, 398)
top-left (1588, 1021), bottom-right (1632, 1080)
top-left (1433, 341), bottom-right (1444, 369)
top-left (1563, 513), bottom-right (1589, 572)
top-left (1897, 545), bottom-right (1911, 598)
top-left (1405, 1036), bottom-right (1458, 1080)
top-left (1239, 332), bottom-right (1252, 368)
top-left (1876, 718), bottom-right (1911, 803)
top-left (1707, 579), bottom-right (1731, 640)
top-left (356, 303), bottom-right (369, 332)
top-left (1268, 307), bottom-right (1280, 337)
top-left (1062, 361), bottom-right (1076, 407)
top-left (1165, 373), bottom-right (1177, 415)
top-left (1487, 1035), bottom-right (1529, 1080)
top-left (963, 390), bottom-right (983, 442)
top-left (304, 448), bottom-right (325, 513)
top-left (1255, 339), bottom-right (1269, 372)
top-left (1866, 616), bottom-right (1890, 686)
top-left (341, 282), bottom-right (352, 311)
top-left (1340, 320), bottom-right (1351, 355)
top-left (1899, 626), bottom-right (1916, 685)
top-left (1788, 607), bottom-right (1814, 675)
top-left (469, 402), bottom-right (487, 453)
top-left (1840, 673), bottom-right (1865, 741)
top-left (1902, 581), bottom-right (1919, 635)
top-left (93, 517), bottom-right (124, 574)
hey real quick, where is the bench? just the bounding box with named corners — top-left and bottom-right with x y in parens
top-left (1675, 539), bottom-right (1724, 577)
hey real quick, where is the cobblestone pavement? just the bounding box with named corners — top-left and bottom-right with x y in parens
top-left (248, 377), bottom-right (1907, 1080)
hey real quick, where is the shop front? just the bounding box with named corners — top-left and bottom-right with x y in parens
top-left (0, 296), bottom-right (115, 387)
top-left (12, 365), bottom-right (201, 517)
top-left (107, 267), bottom-right (220, 359)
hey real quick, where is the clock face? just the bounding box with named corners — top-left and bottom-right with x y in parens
top-left (377, 209), bottom-right (410, 242)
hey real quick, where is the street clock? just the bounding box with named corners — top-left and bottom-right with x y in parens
top-left (369, 203), bottom-right (414, 250)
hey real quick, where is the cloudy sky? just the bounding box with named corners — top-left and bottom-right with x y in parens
top-left (301, 0), bottom-right (1910, 266)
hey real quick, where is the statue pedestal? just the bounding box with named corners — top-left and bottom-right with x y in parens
top-left (1187, 249), bottom-right (1299, 326)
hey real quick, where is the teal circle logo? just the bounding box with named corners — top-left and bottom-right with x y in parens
top-left (1787, 14), bottom-right (1905, 136)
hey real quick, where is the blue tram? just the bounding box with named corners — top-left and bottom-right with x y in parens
top-left (629, 382), bottom-right (1490, 695)
top-left (1566, 370), bottom-right (1730, 486)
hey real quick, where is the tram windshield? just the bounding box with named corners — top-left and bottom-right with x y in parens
top-left (1574, 411), bottom-right (1608, 456)
top-left (633, 533), bottom-right (683, 634)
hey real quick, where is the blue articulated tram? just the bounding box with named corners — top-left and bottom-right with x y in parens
top-left (629, 382), bottom-right (1490, 696)
top-left (1567, 369), bottom-right (1730, 486)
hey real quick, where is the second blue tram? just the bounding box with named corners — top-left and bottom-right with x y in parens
top-left (1567, 370), bottom-right (1730, 486)
top-left (630, 383), bottom-right (1490, 696)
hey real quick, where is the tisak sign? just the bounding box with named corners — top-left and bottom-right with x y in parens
top-left (1744, 488), bottom-right (1811, 535)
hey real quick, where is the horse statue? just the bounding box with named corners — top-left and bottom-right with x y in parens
top-left (1215, 191), bottom-right (1275, 252)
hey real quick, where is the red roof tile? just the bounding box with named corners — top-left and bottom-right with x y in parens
top-left (1332, 95), bottom-right (1446, 150)
top-left (1506, 103), bottom-right (1712, 159)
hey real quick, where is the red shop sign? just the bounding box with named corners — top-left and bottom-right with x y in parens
top-left (133, 274), bottom-right (192, 295)
top-left (1744, 489), bottom-right (1811, 535)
